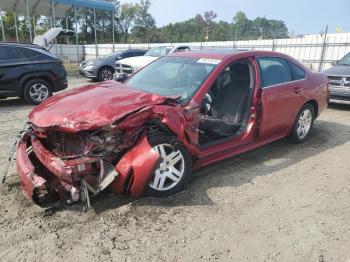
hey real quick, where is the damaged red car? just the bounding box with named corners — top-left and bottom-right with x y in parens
top-left (15, 50), bottom-right (329, 209)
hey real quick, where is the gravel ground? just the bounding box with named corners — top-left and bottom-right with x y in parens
top-left (0, 78), bottom-right (349, 262)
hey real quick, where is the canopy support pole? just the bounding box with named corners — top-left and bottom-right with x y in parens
top-left (25, 0), bottom-right (33, 42)
top-left (32, 16), bottom-right (36, 37)
top-left (74, 6), bottom-right (79, 64)
top-left (112, 10), bottom-right (115, 52)
top-left (0, 3), bottom-right (5, 42)
top-left (66, 14), bottom-right (69, 44)
top-left (51, 1), bottom-right (56, 27)
top-left (14, 13), bottom-right (19, 42)
top-left (94, 9), bottom-right (98, 58)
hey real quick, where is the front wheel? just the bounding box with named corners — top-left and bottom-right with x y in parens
top-left (144, 135), bottom-right (192, 197)
top-left (290, 103), bottom-right (315, 143)
top-left (98, 67), bottom-right (114, 81)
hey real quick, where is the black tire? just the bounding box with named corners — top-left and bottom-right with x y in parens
top-left (144, 134), bottom-right (192, 197)
top-left (289, 103), bottom-right (315, 143)
top-left (98, 67), bottom-right (114, 82)
top-left (23, 78), bottom-right (53, 105)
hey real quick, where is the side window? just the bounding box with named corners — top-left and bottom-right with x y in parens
top-left (257, 57), bottom-right (292, 88)
top-left (174, 47), bottom-right (190, 53)
top-left (19, 47), bottom-right (41, 59)
top-left (289, 62), bottom-right (306, 80)
top-left (122, 52), bottom-right (134, 58)
top-left (11, 47), bottom-right (25, 59)
top-left (0, 46), bottom-right (23, 60)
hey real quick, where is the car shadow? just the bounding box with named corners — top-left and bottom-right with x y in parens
top-left (92, 119), bottom-right (350, 214)
top-left (328, 103), bottom-right (350, 111)
top-left (0, 97), bottom-right (33, 108)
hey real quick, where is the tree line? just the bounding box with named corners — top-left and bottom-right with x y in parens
top-left (0, 0), bottom-right (289, 44)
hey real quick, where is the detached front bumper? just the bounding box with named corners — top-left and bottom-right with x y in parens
top-left (16, 133), bottom-right (85, 206)
top-left (16, 131), bottom-right (160, 208)
top-left (79, 68), bottom-right (98, 79)
top-left (17, 133), bottom-right (47, 201)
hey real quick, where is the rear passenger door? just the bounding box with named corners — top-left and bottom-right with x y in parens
top-left (257, 57), bottom-right (304, 138)
top-left (0, 46), bottom-right (28, 96)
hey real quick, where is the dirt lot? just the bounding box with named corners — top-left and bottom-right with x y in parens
top-left (0, 78), bottom-right (349, 262)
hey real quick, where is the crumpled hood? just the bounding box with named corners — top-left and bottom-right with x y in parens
top-left (117, 56), bottom-right (158, 69)
top-left (29, 81), bottom-right (168, 132)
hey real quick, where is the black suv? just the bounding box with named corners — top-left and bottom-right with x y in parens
top-left (0, 42), bottom-right (67, 104)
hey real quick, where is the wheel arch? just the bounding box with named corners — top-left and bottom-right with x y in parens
top-left (304, 99), bottom-right (318, 117)
top-left (19, 73), bottom-right (54, 96)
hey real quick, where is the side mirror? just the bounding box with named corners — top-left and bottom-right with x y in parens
top-left (114, 73), bottom-right (128, 82)
top-left (331, 61), bottom-right (338, 66)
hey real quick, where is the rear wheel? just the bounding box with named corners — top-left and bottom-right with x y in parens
top-left (23, 79), bottom-right (53, 105)
top-left (144, 135), bottom-right (192, 197)
top-left (290, 103), bottom-right (315, 143)
top-left (98, 67), bottom-right (114, 81)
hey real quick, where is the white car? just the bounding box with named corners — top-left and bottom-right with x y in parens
top-left (114, 45), bottom-right (190, 79)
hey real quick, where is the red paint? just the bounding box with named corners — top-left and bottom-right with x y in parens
top-left (112, 134), bottom-right (160, 198)
top-left (29, 81), bottom-right (167, 132)
top-left (16, 50), bottom-right (329, 206)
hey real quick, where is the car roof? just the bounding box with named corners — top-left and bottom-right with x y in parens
top-left (0, 41), bottom-right (44, 49)
top-left (169, 49), bottom-right (297, 61)
top-left (123, 49), bottom-right (147, 52)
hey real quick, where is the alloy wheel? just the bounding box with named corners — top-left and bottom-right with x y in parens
top-left (101, 69), bottom-right (113, 80)
top-left (29, 83), bottom-right (49, 103)
top-left (297, 108), bottom-right (313, 139)
top-left (149, 143), bottom-right (185, 191)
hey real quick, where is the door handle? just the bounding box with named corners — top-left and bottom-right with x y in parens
top-left (294, 87), bottom-right (301, 94)
top-left (17, 66), bottom-right (29, 70)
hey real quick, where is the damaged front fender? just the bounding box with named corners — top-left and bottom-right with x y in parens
top-left (110, 134), bottom-right (160, 198)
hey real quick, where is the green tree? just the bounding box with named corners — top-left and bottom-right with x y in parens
top-left (132, 0), bottom-right (157, 42)
top-left (118, 3), bottom-right (137, 43)
top-left (203, 10), bottom-right (217, 41)
top-left (232, 11), bottom-right (254, 40)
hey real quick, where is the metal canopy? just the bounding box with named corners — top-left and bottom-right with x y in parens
top-left (0, 0), bottom-right (114, 17)
top-left (0, 0), bottom-right (116, 60)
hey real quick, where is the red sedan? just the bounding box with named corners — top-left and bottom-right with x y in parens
top-left (15, 50), bottom-right (329, 209)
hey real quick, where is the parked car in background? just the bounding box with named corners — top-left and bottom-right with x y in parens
top-left (0, 42), bottom-right (67, 104)
top-left (324, 52), bottom-right (350, 104)
top-left (79, 49), bottom-right (147, 81)
top-left (15, 50), bottom-right (328, 209)
top-left (114, 45), bottom-right (190, 80)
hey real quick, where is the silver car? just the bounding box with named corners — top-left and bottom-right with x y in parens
top-left (79, 49), bottom-right (146, 81)
top-left (324, 52), bottom-right (350, 104)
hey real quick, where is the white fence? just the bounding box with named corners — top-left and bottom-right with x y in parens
top-left (53, 33), bottom-right (350, 71)
top-left (50, 44), bottom-right (85, 63)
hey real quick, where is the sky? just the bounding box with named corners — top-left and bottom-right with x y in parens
top-left (122, 0), bottom-right (349, 35)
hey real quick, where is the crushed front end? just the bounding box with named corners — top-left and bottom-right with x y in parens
top-left (16, 122), bottom-right (159, 209)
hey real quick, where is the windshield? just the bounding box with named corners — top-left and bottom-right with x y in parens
top-left (145, 47), bottom-right (173, 57)
top-left (338, 53), bottom-right (350, 66)
top-left (125, 56), bottom-right (219, 102)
